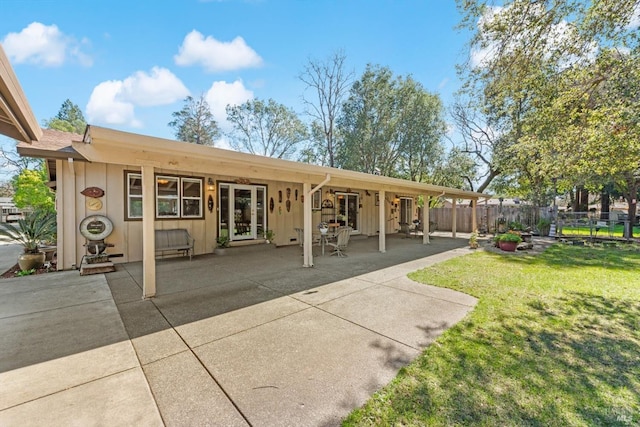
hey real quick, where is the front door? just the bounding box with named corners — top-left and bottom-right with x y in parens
top-left (336, 192), bottom-right (360, 233)
top-left (219, 184), bottom-right (266, 241)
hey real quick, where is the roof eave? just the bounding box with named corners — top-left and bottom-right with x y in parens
top-left (82, 125), bottom-right (486, 200)
top-left (0, 45), bottom-right (42, 143)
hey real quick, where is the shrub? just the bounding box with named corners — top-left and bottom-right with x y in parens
top-left (499, 232), bottom-right (523, 244)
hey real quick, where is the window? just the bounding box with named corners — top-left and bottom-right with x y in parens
top-left (127, 173), bottom-right (143, 219)
top-left (156, 175), bottom-right (180, 217)
top-left (125, 172), bottom-right (203, 220)
top-left (181, 178), bottom-right (202, 217)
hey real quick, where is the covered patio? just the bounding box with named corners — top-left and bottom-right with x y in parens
top-left (1, 233), bottom-right (477, 425)
top-left (106, 234), bottom-right (477, 425)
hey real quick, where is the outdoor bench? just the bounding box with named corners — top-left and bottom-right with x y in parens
top-left (155, 229), bottom-right (194, 260)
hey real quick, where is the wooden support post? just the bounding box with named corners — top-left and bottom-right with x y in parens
top-left (423, 195), bottom-right (430, 244)
top-left (471, 199), bottom-right (477, 232)
top-left (142, 165), bottom-right (156, 298)
top-left (378, 190), bottom-right (386, 253)
top-left (452, 198), bottom-right (457, 239)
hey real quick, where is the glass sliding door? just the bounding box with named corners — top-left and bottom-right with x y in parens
top-left (219, 184), bottom-right (267, 241)
top-left (336, 192), bottom-right (360, 233)
top-left (400, 197), bottom-right (413, 224)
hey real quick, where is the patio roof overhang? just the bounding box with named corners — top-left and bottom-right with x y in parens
top-left (76, 125), bottom-right (485, 201)
top-left (73, 125), bottom-right (485, 299)
top-left (0, 45), bottom-right (42, 143)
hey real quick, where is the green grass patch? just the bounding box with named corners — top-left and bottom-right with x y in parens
top-left (561, 224), bottom-right (640, 238)
top-left (344, 244), bottom-right (640, 426)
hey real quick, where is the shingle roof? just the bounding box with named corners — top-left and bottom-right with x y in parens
top-left (16, 128), bottom-right (86, 160)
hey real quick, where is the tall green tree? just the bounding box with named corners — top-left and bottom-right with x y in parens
top-left (226, 98), bottom-right (308, 159)
top-left (337, 65), bottom-right (446, 179)
top-left (169, 94), bottom-right (220, 146)
top-left (456, 0), bottom-right (639, 229)
top-left (43, 99), bottom-right (86, 134)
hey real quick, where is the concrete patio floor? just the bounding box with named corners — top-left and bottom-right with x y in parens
top-left (1, 234), bottom-right (478, 426)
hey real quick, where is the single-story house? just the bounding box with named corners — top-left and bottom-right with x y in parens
top-left (1, 45), bottom-right (484, 298)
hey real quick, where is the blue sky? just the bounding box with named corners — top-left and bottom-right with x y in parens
top-left (0, 0), bottom-right (473, 179)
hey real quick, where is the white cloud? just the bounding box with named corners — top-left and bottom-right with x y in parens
top-left (86, 80), bottom-right (141, 127)
top-left (1, 22), bottom-right (91, 67)
top-left (87, 67), bottom-right (189, 127)
top-left (121, 67), bottom-right (190, 106)
top-left (205, 79), bottom-right (254, 130)
top-left (174, 30), bottom-right (263, 72)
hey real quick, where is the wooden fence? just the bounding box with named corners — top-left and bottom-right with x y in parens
top-left (429, 205), bottom-right (548, 233)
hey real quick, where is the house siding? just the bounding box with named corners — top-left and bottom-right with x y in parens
top-left (56, 159), bottom-right (421, 269)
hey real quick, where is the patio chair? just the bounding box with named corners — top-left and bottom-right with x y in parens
top-left (327, 226), bottom-right (352, 257)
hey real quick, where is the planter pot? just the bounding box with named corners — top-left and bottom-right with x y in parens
top-left (214, 247), bottom-right (227, 256)
top-left (499, 241), bottom-right (518, 252)
top-left (18, 251), bottom-right (46, 271)
top-left (39, 245), bottom-right (57, 261)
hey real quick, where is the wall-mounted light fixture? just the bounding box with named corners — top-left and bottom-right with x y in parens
top-left (207, 178), bottom-right (215, 192)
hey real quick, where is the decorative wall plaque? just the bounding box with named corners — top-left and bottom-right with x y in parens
top-left (81, 187), bottom-right (104, 198)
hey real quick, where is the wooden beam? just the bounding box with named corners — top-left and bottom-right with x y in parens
top-left (141, 165), bottom-right (156, 298)
top-left (379, 190), bottom-right (386, 253)
top-left (452, 198), bottom-right (457, 238)
top-left (423, 195), bottom-right (430, 244)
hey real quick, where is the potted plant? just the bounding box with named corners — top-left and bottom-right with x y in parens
top-left (215, 235), bottom-right (230, 255)
top-left (0, 209), bottom-right (57, 271)
top-left (469, 230), bottom-right (479, 249)
top-left (264, 229), bottom-right (275, 244)
top-left (498, 232), bottom-right (522, 252)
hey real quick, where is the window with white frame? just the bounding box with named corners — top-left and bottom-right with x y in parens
top-left (124, 172), bottom-right (203, 220)
top-left (156, 175), bottom-right (180, 217)
top-left (181, 178), bottom-right (202, 217)
top-left (127, 172), bottom-right (143, 219)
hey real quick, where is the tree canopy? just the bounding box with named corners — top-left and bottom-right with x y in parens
top-left (226, 98), bottom-right (308, 159)
top-left (455, 0), bottom-right (640, 225)
top-left (43, 99), bottom-right (86, 134)
top-left (12, 164), bottom-right (55, 213)
top-left (169, 95), bottom-right (220, 146)
top-left (299, 50), bottom-right (353, 167)
top-left (337, 64), bottom-right (446, 181)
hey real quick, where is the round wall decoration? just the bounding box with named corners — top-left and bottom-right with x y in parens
top-left (86, 197), bottom-right (103, 211)
top-left (79, 215), bottom-right (114, 241)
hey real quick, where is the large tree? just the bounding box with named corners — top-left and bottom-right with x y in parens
top-left (226, 98), bottom-right (308, 159)
top-left (299, 50), bottom-right (353, 166)
top-left (43, 99), bottom-right (86, 134)
top-left (456, 0), bottom-right (639, 230)
top-left (337, 65), bottom-right (446, 179)
top-left (169, 95), bottom-right (219, 146)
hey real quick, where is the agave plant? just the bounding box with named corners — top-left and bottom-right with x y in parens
top-left (0, 210), bottom-right (56, 253)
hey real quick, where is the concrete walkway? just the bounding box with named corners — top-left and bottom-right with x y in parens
top-left (0, 235), bottom-right (477, 426)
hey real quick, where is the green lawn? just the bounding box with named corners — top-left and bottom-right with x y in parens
top-left (343, 244), bottom-right (640, 426)
top-left (561, 224), bottom-right (640, 238)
